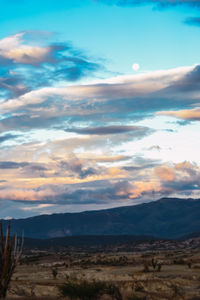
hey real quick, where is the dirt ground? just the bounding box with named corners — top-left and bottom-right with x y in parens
top-left (7, 247), bottom-right (200, 300)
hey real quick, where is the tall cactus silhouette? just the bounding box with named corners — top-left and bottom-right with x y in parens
top-left (0, 222), bottom-right (23, 299)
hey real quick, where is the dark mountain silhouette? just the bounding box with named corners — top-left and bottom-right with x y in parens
top-left (22, 235), bottom-right (158, 250)
top-left (1, 197), bottom-right (200, 239)
top-left (181, 231), bottom-right (200, 240)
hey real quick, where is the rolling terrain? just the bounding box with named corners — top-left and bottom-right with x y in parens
top-left (2, 197), bottom-right (200, 239)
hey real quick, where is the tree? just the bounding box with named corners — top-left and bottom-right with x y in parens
top-left (0, 222), bottom-right (23, 299)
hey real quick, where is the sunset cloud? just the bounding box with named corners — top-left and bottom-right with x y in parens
top-left (154, 166), bottom-right (175, 181)
top-left (157, 108), bottom-right (200, 121)
top-left (0, 156), bottom-right (199, 218)
top-left (0, 25), bottom-right (199, 218)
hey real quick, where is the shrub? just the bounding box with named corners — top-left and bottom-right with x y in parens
top-left (173, 258), bottom-right (185, 265)
top-left (52, 268), bottom-right (58, 279)
top-left (171, 284), bottom-right (185, 299)
top-left (157, 263), bottom-right (162, 272)
top-left (58, 276), bottom-right (122, 300)
top-left (187, 261), bottom-right (192, 269)
top-left (151, 258), bottom-right (157, 270)
top-left (143, 261), bottom-right (150, 272)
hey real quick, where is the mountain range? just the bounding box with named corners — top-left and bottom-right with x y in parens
top-left (2, 197), bottom-right (200, 239)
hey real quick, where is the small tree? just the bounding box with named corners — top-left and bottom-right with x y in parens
top-left (0, 222), bottom-right (23, 299)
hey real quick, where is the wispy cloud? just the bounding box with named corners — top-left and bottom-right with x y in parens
top-left (100, 0), bottom-right (200, 27)
top-left (184, 17), bottom-right (200, 26)
top-left (99, 0), bottom-right (200, 8)
top-left (0, 32), bottom-right (101, 98)
top-left (0, 65), bottom-right (196, 134)
top-left (0, 133), bottom-right (20, 143)
top-left (65, 125), bottom-right (146, 135)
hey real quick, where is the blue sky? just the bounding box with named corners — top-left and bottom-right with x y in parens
top-left (1, 0), bottom-right (200, 73)
top-left (0, 0), bottom-right (200, 218)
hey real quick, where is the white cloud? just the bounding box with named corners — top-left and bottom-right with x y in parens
top-left (0, 32), bottom-right (51, 65)
top-left (0, 65), bottom-right (195, 115)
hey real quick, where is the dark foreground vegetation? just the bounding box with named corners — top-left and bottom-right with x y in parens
top-left (0, 222), bottom-right (23, 299)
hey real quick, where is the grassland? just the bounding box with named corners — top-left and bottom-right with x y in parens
top-left (7, 238), bottom-right (200, 300)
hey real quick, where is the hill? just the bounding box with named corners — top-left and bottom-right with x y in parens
top-left (2, 197), bottom-right (200, 239)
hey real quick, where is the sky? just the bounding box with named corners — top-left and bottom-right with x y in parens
top-left (0, 0), bottom-right (200, 219)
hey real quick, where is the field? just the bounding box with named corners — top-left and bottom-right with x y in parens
top-left (7, 238), bottom-right (200, 300)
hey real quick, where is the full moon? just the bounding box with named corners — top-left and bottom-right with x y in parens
top-left (132, 63), bottom-right (140, 71)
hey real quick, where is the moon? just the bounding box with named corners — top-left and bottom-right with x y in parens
top-left (132, 63), bottom-right (140, 71)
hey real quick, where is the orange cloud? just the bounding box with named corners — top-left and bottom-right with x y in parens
top-left (154, 166), bottom-right (175, 181)
top-left (0, 188), bottom-right (54, 201)
top-left (175, 161), bottom-right (195, 170)
top-left (128, 181), bottom-right (160, 199)
top-left (108, 167), bottom-right (126, 176)
top-left (157, 108), bottom-right (200, 121)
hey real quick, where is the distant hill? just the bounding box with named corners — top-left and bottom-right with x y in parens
top-left (22, 235), bottom-right (158, 250)
top-left (180, 231), bottom-right (200, 240)
top-left (1, 197), bottom-right (200, 239)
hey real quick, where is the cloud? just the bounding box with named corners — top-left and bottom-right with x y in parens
top-left (0, 157), bottom-right (199, 218)
top-left (0, 161), bottom-right (49, 181)
top-left (0, 161), bottom-right (28, 169)
top-left (0, 32), bottom-right (101, 98)
top-left (154, 161), bottom-right (200, 197)
top-left (166, 65), bottom-right (200, 93)
top-left (58, 156), bottom-right (100, 179)
top-left (154, 166), bottom-right (175, 181)
top-left (157, 108), bottom-right (200, 121)
top-left (184, 17), bottom-right (200, 26)
top-left (94, 155), bottom-right (131, 163)
top-left (0, 32), bottom-right (200, 218)
top-left (148, 145), bottom-right (161, 151)
top-left (0, 33), bottom-right (51, 65)
top-left (65, 125), bottom-right (149, 135)
top-left (100, 0), bottom-right (200, 28)
top-left (0, 133), bottom-right (19, 143)
top-left (0, 65), bottom-right (196, 134)
top-left (99, 0), bottom-right (200, 8)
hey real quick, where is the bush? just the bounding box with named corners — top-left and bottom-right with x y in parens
top-left (58, 277), bottom-right (106, 300)
top-left (58, 276), bottom-right (122, 300)
top-left (143, 261), bottom-right (150, 272)
top-left (173, 258), bottom-right (185, 265)
top-left (52, 268), bottom-right (58, 279)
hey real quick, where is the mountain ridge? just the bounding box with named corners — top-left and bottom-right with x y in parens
top-left (1, 197), bottom-right (200, 239)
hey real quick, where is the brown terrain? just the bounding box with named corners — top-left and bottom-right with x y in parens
top-left (6, 237), bottom-right (200, 300)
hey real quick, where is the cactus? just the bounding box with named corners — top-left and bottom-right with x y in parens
top-left (0, 222), bottom-right (23, 299)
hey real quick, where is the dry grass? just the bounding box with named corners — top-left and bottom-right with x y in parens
top-left (7, 248), bottom-right (200, 300)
